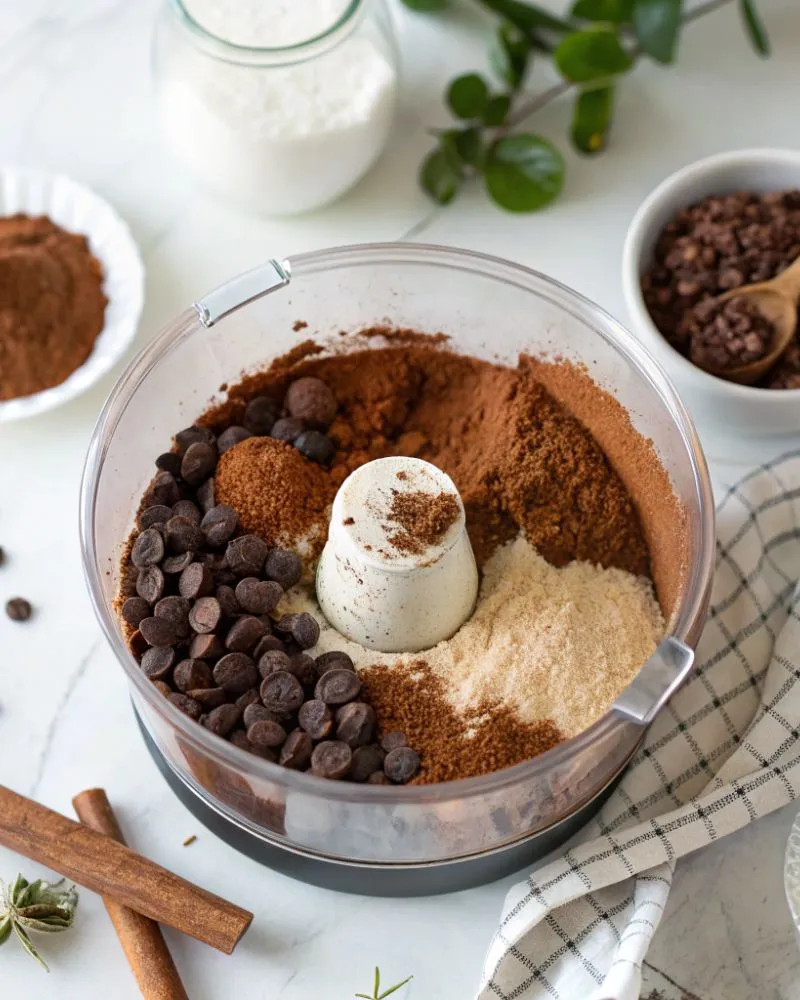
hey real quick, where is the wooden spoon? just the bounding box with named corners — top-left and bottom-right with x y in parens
top-left (702, 255), bottom-right (800, 385)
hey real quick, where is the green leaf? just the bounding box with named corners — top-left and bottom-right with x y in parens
top-left (572, 0), bottom-right (633, 21)
top-left (443, 127), bottom-right (484, 167)
top-left (374, 967), bottom-right (381, 997)
top-left (354, 995), bottom-right (372, 999)
top-left (484, 134), bottom-right (565, 212)
top-left (447, 73), bottom-right (490, 119)
top-left (420, 147), bottom-right (463, 204)
top-left (13, 922), bottom-right (49, 972)
top-left (0, 914), bottom-right (11, 946)
top-left (483, 94), bottom-right (512, 126)
top-left (478, 0), bottom-right (575, 34)
top-left (399, 0), bottom-right (449, 10)
top-left (378, 976), bottom-right (414, 999)
top-left (489, 21), bottom-right (531, 89)
top-left (571, 85), bottom-right (614, 152)
top-left (554, 27), bottom-right (633, 82)
top-left (632, 0), bottom-right (682, 64)
top-left (739, 0), bottom-right (770, 56)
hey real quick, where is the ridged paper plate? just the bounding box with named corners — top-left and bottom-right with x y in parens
top-left (0, 167), bottom-right (145, 422)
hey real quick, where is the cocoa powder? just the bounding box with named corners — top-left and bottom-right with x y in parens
top-left (386, 489), bottom-right (460, 555)
top-left (0, 214), bottom-right (106, 400)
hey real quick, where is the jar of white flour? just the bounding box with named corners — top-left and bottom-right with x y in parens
top-left (153, 0), bottom-right (399, 214)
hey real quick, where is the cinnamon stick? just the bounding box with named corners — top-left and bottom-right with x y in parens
top-left (73, 789), bottom-right (189, 1000)
top-left (0, 784), bottom-right (252, 954)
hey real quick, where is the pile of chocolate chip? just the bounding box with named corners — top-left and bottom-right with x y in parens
top-left (121, 400), bottom-right (420, 785)
top-left (641, 189), bottom-right (800, 387)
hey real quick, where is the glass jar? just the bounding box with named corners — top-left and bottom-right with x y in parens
top-left (152, 0), bottom-right (399, 215)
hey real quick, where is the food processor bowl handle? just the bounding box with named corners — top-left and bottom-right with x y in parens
top-left (612, 636), bottom-right (695, 726)
top-left (194, 258), bottom-right (291, 327)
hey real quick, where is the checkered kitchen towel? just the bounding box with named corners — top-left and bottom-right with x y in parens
top-left (479, 452), bottom-right (800, 1000)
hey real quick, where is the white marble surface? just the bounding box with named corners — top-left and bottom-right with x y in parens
top-left (1, 0), bottom-right (800, 996)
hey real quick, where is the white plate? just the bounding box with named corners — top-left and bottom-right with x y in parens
top-left (0, 167), bottom-right (145, 422)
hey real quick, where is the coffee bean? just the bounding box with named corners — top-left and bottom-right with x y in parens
top-left (235, 577), bottom-right (282, 614)
top-left (253, 634), bottom-right (285, 660)
top-left (311, 740), bottom-right (352, 779)
top-left (129, 630), bottom-right (149, 657)
top-left (258, 648), bottom-right (292, 679)
top-left (202, 702), bottom-right (242, 737)
top-left (189, 633), bottom-right (224, 660)
top-left (380, 731), bottom-right (407, 752)
top-left (181, 442), bottom-right (218, 486)
top-left (169, 692), bottom-right (202, 720)
top-left (294, 430), bottom-right (335, 466)
top-left (162, 551), bottom-right (195, 574)
top-left (201, 504), bottom-right (238, 548)
top-left (175, 425), bottom-right (216, 455)
top-left (270, 417), bottom-right (305, 443)
top-left (196, 478), bottom-right (215, 513)
top-left (285, 377), bottom-right (336, 428)
top-left (179, 562), bottom-right (213, 599)
top-left (225, 615), bottom-right (267, 653)
top-left (367, 771), bottom-right (390, 785)
top-left (351, 745), bottom-right (386, 783)
top-left (384, 746), bottom-right (421, 784)
top-left (243, 702), bottom-right (278, 727)
top-left (131, 528), bottom-right (165, 568)
top-left (172, 499), bottom-right (202, 525)
top-left (260, 670), bottom-right (304, 717)
top-left (154, 596), bottom-right (191, 638)
top-left (226, 535), bottom-right (269, 577)
top-left (122, 596), bottom-right (151, 628)
top-left (315, 650), bottom-right (355, 676)
top-left (237, 688), bottom-right (261, 711)
top-left (152, 680), bottom-right (173, 698)
top-left (290, 653), bottom-right (317, 688)
top-left (174, 658), bottom-right (214, 692)
top-left (264, 548), bottom-right (302, 589)
top-left (189, 596), bottom-right (222, 634)
top-left (213, 652), bottom-right (258, 693)
top-left (155, 452), bottom-right (182, 477)
top-left (138, 505), bottom-right (172, 530)
top-left (140, 645), bottom-right (175, 679)
top-left (247, 718), bottom-right (287, 748)
top-left (189, 687), bottom-right (228, 709)
top-left (218, 426), bottom-right (253, 453)
top-left (215, 584), bottom-right (240, 618)
top-left (315, 668), bottom-right (361, 705)
top-left (243, 396), bottom-right (278, 434)
top-left (279, 730), bottom-right (313, 770)
top-left (147, 471), bottom-right (181, 507)
top-left (140, 616), bottom-right (180, 647)
top-left (335, 702), bottom-right (376, 748)
top-left (298, 699), bottom-right (333, 740)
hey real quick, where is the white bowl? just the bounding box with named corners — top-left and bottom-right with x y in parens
top-left (622, 149), bottom-right (800, 442)
top-left (0, 167), bottom-right (145, 423)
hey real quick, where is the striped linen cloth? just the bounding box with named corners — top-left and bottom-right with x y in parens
top-left (479, 452), bottom-right (800, 1000)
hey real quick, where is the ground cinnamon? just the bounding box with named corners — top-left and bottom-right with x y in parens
top-left (0, 215), bottom-right (106, 400)
top-left (385, 489), bottom-right (460, 555)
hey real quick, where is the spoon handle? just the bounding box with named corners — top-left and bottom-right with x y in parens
top-left (770, 254), bottom-right (800, 302)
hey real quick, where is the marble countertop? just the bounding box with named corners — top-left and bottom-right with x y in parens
top-left (2, 0), bottom-right (800, 997)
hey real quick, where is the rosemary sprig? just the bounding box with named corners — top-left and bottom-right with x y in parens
top-left (0, 874), bottom-right (79, 971)
top-left (355, 966), bottom-right (413, 1000)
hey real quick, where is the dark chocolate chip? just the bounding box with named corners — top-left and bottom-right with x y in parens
top-left (155, 452), bottom-right (182, 477)
top-left (380, 731), bottom-right (407, 752)
top-left (201, 504), bottom-right (239, 548)
top-left (260, 670), bottom-right (304, 717)
top-left (196, 478), bottom-right (215, 513)
top-left (139, 616), bottom-right (181, 647)
top-left (270, 417), bottom-right (305, 443)
top-left (216, 584), bottom-right (241, 618)
top-left (218, 426), bottom-right (253, 453)
top-left (202, 702), bottom-right (242, 737)
top-left (264, 548), bottom-right (302, 589)
top-left (136, 566), bottom-right (165, 604)
top-left (285, 377), bottom-right (336, 428)
top-left (138, 505), bottom-right (172, 530)
top-left (311, 740), bottom-right (352, 779)
top-left (335, 702), bottom-right (376, 748)
top-left (147, 471), bottom-right (181, 507)
top-left (189, 633), bottom-right (225, 660)
top-left (235, 577), bottom-right (283, 615)
top-left (290, 653), bottom-right (317, 688)
top-left (122, 596), bottom-right (151, 628)
top-left (131, 528), bottom-right (165, 568)
top-left (152, 680), bottom-right (173, 698)
top-left (294, 430), bottom-right (335, 466)
top-left (315, 650), bottom-right (355, 676)
top-left (236, 687), bottom-right (261, 710)
top-left (351, 745), bottom-right (386, 783)
top-left (253, 634), bottom-right (286, 660)
top-left (247, 718), bottom-right (287, 748)
top-left (163, 516), bottom-right (203, 554)
top-left (181, 441), bottom-right (218, 486)
top-left (213, 652), bottom-right (258, 693)
top-left (189, 596), bottom-right (222, 634)
top-left (140, 645), bottom-right (175, 679)
top-left (162, 551), bottom-right (195, 574)
top-left (172, 499), bottom-right (202, 525)
top-left (179, 562), bottom-right (214, 599)
top-left (384, 746), bottom-right (421, 784)
top-left (169, 692), bottom-right (202, 720)
top-left (257, 648), bottom-right (292, 679)
top-left (243, 396), bottom-right (278, 435)
top-left (315, 668), bottom-right (361, 705)
top-left (298, 699), bottom-right (333, 740)
top-left (243, 702), bottom-right (278, 727)
top-left (290, 612), bottom-right (319, 650)
top-left (367, 771), bottom-right (390, 785)
top-left (226, 535), bottom-right (269, 577)
top-left (129, 630), bottom-right (149, 658)
top-left (154, 595), bottom-right (191, 638)
top-left (279, 730), bottom-right (313, 770)
top-left (175, 425), bottom-right (215, 455)
top-left (225, 615), bottom-right (267, 653)
top-left (173, 658), bottom-right (214, 693)
top-left (189, 687), bottom-right (228, 709)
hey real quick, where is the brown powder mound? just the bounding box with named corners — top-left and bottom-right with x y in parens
top-left (0, 214), bottom-right (106, 400)
top-left (386, 489), bottom-right (460, 555)
top-left (216, 436), bottom-right (336, 550)
top-left (361, 660), bottom-right (563, 784)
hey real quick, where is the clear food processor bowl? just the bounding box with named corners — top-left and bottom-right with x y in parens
top-left (80, 243), bottom-right (715, 868)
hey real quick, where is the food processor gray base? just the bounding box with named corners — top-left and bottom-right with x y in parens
top-left (136, 709), bottom-right (620, 896)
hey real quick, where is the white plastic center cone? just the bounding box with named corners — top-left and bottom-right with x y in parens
top-left (316, 457), bottom-right (479, 653)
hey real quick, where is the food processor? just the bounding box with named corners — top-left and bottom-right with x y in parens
top-left (80, 243), bottom-right (715, 895)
